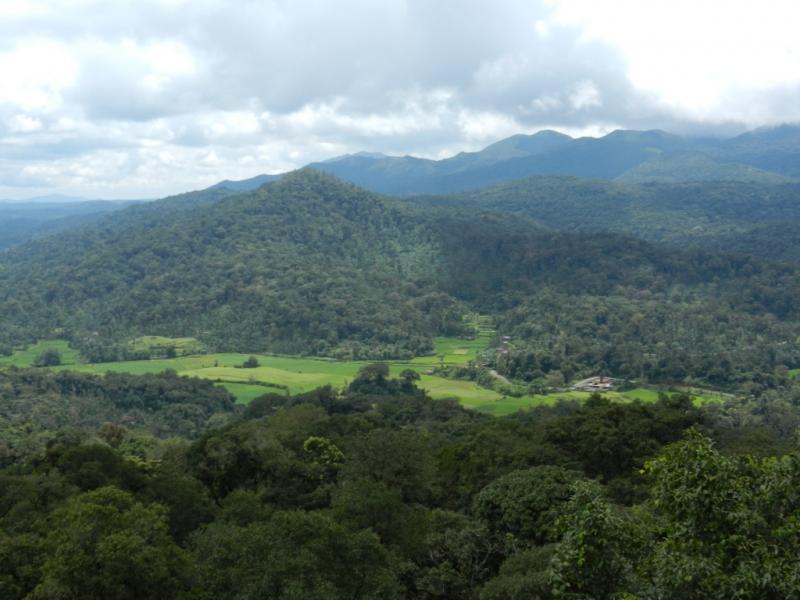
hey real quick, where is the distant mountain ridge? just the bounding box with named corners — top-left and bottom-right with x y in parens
top-left (0, 200), bottom-right (143, 250)
top-left (210, 124), bottom-right (800, 196)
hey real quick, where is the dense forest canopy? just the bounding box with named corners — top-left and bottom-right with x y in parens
top-left (410, 176), bottom-right (800, 262)
top-left (3, 367), bottom-right (800, 598)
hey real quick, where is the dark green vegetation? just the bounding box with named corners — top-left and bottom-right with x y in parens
top-left (3, 169), bottom-right (800, 395)
top-left (0, 368), bottom-right (236, 466)
top-left (3, 366), bottom-right (800, 599)
top-left (0, 171), bottom-right (466, 359)
top-left (0, 200), bottom-right (138, 250)
top-left (410, 176), bottom-right (800, 261)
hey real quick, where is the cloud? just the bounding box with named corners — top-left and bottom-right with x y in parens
top-left (0, 0), bottom-right (798, 198)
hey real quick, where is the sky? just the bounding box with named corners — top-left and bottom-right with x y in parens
top-left (2, 0), bottom-right (800, 199)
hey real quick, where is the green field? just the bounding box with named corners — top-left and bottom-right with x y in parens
top-left (0, 339), bottom-right (81, 368)
top-left (218, 382), bottom-right (283, 405)
top-left (0, 332), bottom-right (725, 415)
top-left (129, 335), bottom-right (205, 356)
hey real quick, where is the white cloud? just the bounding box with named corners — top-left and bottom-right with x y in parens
top-left (569, 80), bottom-right (602, 111)
top-left (0, 41), bottom-right (77, 112)
top-left (551, 0), bottom-right (800, 117)
top-left (0, 0), bottom-right (798, 199)
top-left (8, 114), bottom-right (43, 133)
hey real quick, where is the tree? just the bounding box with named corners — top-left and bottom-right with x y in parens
top-left (191, 510), bottom-right (404, 599)
top-left (348, 363), bottom-right (391, 395)
top-left (480, 546), bottom-right (556, 600)
top-left (32, 349), bottom-right (61, 367)
top-left (242, 356), bottom-right (260, 368)
top-left (339, 429), bottom-right (436, 504)
top-left (31, 487), bottom-right (192, 599)
top-left (641, 430), bottom-right (800, 598)
top-left (474, 466), bottom-right (584, 545)
top-left (549, 481), bottom-right (636, 599)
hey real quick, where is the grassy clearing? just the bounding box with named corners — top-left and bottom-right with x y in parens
top-left (129, 335), bottom-right (204, 356)
top-left (417, 375), bottom-right (504, 406)
top-left (217, 382), bottom-right (282, 405)
top-left (620, 387), bottom-right (662, 402)
top-left (1, 331), bottom-right (725, 413)
top-left (410, 314), bottom-right (495, 367)
top-left (0, 339), bottom-right (81, 368)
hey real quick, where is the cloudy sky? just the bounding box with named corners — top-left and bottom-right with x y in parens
top-left (2, 0), bottom-right (799, 199)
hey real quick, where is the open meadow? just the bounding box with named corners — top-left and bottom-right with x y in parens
top-left (0, 333), bottom-right (721, 415)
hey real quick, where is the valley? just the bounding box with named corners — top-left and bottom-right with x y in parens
top-left (0, 331), bottom-right (726, 415)
top-left (3, 145), bottom-right (800, 600)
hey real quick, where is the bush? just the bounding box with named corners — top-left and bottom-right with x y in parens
top-left (33, 348), bottom-right (62, 367)
top-left (241, 356), bottom-right (260, 368)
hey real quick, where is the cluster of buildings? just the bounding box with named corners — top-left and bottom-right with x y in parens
top-left (572, 375), bottom-right (616, 392)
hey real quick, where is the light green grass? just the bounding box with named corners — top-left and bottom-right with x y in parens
top-left (410, 314), bottom-right (495, 366)
top-left (217, 382), bottom-right (281, 405)
top-left (0, 334), bottom-right (724, 411)
top-left (619, 387), bottom-right (662, 403)
top-left (410, 336), bottom-right (491, 366)
top-left (65, 350), bottom-right (500, 405)
top-left (416, 375), bottom-right (503, 406)
top-left (129, 335), bottom-right (204, 356)
top-left (0, 339), bottom-right (81, 368)
top-left (471, 396), bottom-right (556, 416)
top-left (669, 386), bottom-right (732, 405)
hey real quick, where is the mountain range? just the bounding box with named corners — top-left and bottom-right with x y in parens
top-left (214, 124), bottom-right (800, 196)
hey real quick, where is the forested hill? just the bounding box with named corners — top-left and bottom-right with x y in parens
top-left (410, 176), bottom-right (800, 262)
top-left (2, 169), bottom-right (800, 389)
top-left (0, 170), bottom-right (466, 358)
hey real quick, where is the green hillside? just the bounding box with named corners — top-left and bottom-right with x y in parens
top-left (616, 151), bottom-right (794, 184)
top-left (411, 176), bottom-right (800, 261)
top-left (3, 170), bottom-right (800, 391)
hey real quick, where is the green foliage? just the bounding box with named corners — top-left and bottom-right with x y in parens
top-left (31, 487), bottom-right (192, 599)
top-left (549, 481), bottom-right (637, 599)
top-left (0, 201), bottom-right (136, 250)
top-left (241, 355), bottom-right (259, 368)
top-left (1, 374), bottom-right (799, 597)
top-left (191, 510), bottom-right (405, 600)
top-left (339, 428), bottom-right (436, 504)
top-left (414, 510), bottom-right (510, 599)
top-left (413, 175), bottom-right (800, 261)
top-left (0, 369), bottom-right (236, 466)
top-left (5, 171), bottom-right (800, 395)
top-left (544, 394), bottom-right (702, 498)
top-left (642, 431), bottom-right (800, 598)
top-left (479, 545), bottom-right (556, 600)
top-left (0, 171), bottom-right (466, 359)
top-left (32, 349), bottom-right (61, 367)
top-left (474, 466), bottom-right (584, 544)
